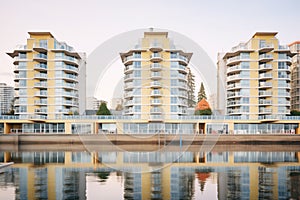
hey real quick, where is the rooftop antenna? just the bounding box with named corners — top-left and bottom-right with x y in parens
top-left (149, 27), bottom-right (154, 32)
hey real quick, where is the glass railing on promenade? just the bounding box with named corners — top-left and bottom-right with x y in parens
top-left (1, 115), bottom-right (300, 121)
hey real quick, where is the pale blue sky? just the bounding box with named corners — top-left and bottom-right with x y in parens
top-left (1, 0), bottom-right (300, 87)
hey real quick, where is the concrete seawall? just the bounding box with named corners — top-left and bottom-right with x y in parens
top-left (1, 134), bottom-right (300, 145)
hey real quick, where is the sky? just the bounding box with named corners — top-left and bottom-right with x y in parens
top-left (1, 0), bottom-right (300, 104)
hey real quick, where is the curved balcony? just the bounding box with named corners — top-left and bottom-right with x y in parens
top-left (149, 114), bottom-right (164, 122)
top-left (33, 43), bottom-right (48, 53)
top-left (258, 43), bottom-right (274, 53)
top-left (227, 92), bottom-right (241, 99)
top-left (259, 54), bottom-right (273, 63)
top-left (227, 100), bottom-right (241, 107)
top-left (150, 53), bottom-right (163, 62)
top-left (150, 63), bottom-right (162, 71)
top-left (124, 74), bottom-right (134, 82)
top-left (124, 65), bottom-right (134, 74)
top-left (149, 43), bottom-right (163, 52)
top-left (61, 92), bottom-right (79, 98)
top-left (150, 108), bottom-right (163, 114)
top-left (34, 100), bottom-right (48, 106)
top-left (12, 57), bottom-right (29, 65)
top-left (259, 100), bottom-right (272, 105)
top-left (62, 100), bottom-right (78, 107)
top-left (151, 72), bottom-right (162, 80)
top-left (278, 75), bottom-right (291, 80)
top-left (151, 99), bottom-right (162, 105)
top-left (60, 74), bottom-right (77, 82)
top-left (151, 90), bottom-right (162, 97)
top-left (259, 108), bottom-right (272, 114)
top-left (227, 83), bottom-right (241, 90)
top-left (278, 56), bottom-right (292, 65)
top-left (227, 74), bottom-right (242, 82)
top-left (61, 65), bottom-right (78, 74)
top-left (259, 73), bottom-right (272, 80)
top-left (124, 92), bottom-right (133, 99)
top-left (34, 64), bottom-right (48, 71)
top-left (34, 73), bottom-right (48, 80)
top-left (226, 56), bottom-right (243, 66)
top-left (34, 82), bottom-right (47, 88)
top-left (259, 91), bottom-right (272, 97)
top-left (277, 83), bottom-right (290, 88)
top-left (227, 109), bottom-right (242, 115)
top-left (124, 100), bottom-right (134, 107)
top-left (259, 82), bottom-right (272, 89)
top-left (227, 65), bottom-right (242, 74)
top-left (34, 108), bottom-right (48, 114)
top-left (150, 82), bottom-right (162, 88)
top-left (259, 64), bottom-right (272, 71)
top-left (33, 54), bottom-right (48, 62)
top-left (124, 83), bottom-right (134, 91)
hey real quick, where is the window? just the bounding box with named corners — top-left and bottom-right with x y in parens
top-left (134, 70), bottom-right (141, 77)
top-left (170, 52), bottom-right (177, 59)
top-left (241, 62), bottom-right (250, 69)
top-left (171, 88), bottom-right (178, 95)
top-left (241, 97), bottom-right (249, 104)
top-left (278, 62), bottom-right (288, 69)
top-left (19, 52), bottom-right (26, 59)
top-left (133, 61), bottom-right (141, 68)
top-left (171, 97), bottom-right (177, 104)
top-left (240, 52), bottom-right (250, 59)
top-left (171, 79), bottom-right (177, 86)
top-left (18, 62), bottom-right (27, 69)
top-left (171, 61), bottom-right (178, 68)
top-left (133, 88), bottom-right (141, 95)
top-left (171, 105), bottom-right (178, 112)
top-left (39, 40), bottom-right (48, 48)
top-left (19, 80), bottom-right (26, 87)
top-left (134, 52), bottom-right (141, 58)
top-left (134, 105), bottom-right (141, 112)
top-left (19, 71), bottom-right (27, 78)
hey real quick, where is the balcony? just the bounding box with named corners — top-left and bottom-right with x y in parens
top-left (151, 72), bottom-right (162, 80)
top-left (259, 64), bottom-right (272, 71)
top-left (151, 99), bottom-right (162, 105)
top-left (278, 75), bottom-right (291, 79)
top-left (35, 91), bottom-right (47, 97)
top-left (227, 100), bottom-right (241, 107)
top-left (124, 83), bottom-right (134, 90)
top-left (33, 42), bottom-right (48, 53)
top-left (150, 108), bottom-right (163, 114)
top-left (226, 56), bottom-right (243, 65)
top-left (150, 53), bottom-right (163, 62)
top-left (151, 90), bottom-right (162, 97)
top-left (227, 74), bottom-right (242, 82)
top-left (33, 54), bottom-right (48, 62)
top-left (259, 82), bottom-right (272, 88)
top-left (124, 100), bottom-right (134, 106)
top-left (124, 92), bottom-right (133, 99)
top-left (228, 109), bottom-right (242, 115)
top-left (278, 56), bottom-right (292, 64)
top-left (150, 82), bottom-right (161, 88)
top-left (259, 100), bottom-right (272, 105)
top-left (34, 100), bottom-right (48, 105)
top-left (34, 73), bottom-right (47, 80)
top-left (12, 56), bottom-right (28, 65)
top-left (62, 100), bottom-right (78, 107)
top-left (149, 43), bottom-right (163, 52)
top-left (61, 74), bottom-right (77, 81)
top-left (34, 64), bottom-right (47, 71)
top-left (34, 82), bottom-right (47, 88)
top-left (149, 114), bottom-right (164, 122)
top-left (227, 83), bottom-right (241, 90)
top-left (259, 108), bottom-right (272, 114)
top-left (150, 63), bottom-right (162, 71)
top-left (227, 92), bottom-right (241, 98)
top-left (124, 74), bottom-right (134, 82)
top-left (259, 54), bottom-right (273, 62)
top-left (124, 65), bottom-right (134, 74)
top-left (61, 65), bottom-right (78, 73)
top-left (227, 65), bottom-right (242, 74)
top-left (259, 73), bottom-right (272, 80)
top-left (34, 108), bottom-right (48, 114)
top-left (61, 92), bottom-right (79, 98)
top-left (259, 91), bottom-right (272, 97)
top-left (258, 43), bottom-right (274, 53)
top-left (278, 83), bottom-right (290, 88)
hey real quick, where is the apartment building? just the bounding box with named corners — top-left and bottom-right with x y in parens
top-left (223, 32), bottom-right (294, 119)
top-left (7, 32), bottom-right (86, 119)
top-left (120, 31), bottom-right (192, 121)
top-left (289, 41), bottom-right (300, 111)
top-left (0, 83), bottom-right (14, 115)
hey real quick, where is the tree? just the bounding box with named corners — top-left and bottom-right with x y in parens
top-left (290, 110), bottom-right (300, 116)
top-left (198, 82), bottom-right (207, 102)
top-left (187, 67), bottom-right (196, 107)
top-left (97, 101), bottom-right (111, 115)
top-left (195, 108), bottom-right (212, 115)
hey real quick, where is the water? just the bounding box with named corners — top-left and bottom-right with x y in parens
top-left (0, 147), bottom-right (300, 199)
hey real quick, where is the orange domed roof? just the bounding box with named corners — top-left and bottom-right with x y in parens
top-left (195, 99), bottom-right (210, 111)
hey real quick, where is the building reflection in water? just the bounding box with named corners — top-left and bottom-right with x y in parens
top-left (0, 151), bottom-right (299, 199)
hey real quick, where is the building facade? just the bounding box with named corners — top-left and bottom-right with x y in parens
top-left (289, 41), bottom-right (300, 111)
top-left (120, 31), bottom-right (192, 121)
top-left (0, 83), bottom-right (14, 115)
top-left (223, 32), bottom-right (294, 119)
top-left (7, 32), bottom-right (86, 119)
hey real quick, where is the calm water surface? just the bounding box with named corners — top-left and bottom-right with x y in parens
top-left (0, 149), bottom-right (299, 199)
